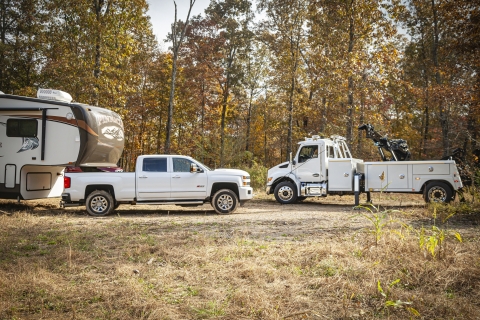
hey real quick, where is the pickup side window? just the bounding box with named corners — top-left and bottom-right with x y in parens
top-left (298, 145), bottom-right (318, 163)
top-left (173, 158), bottom-right (193, 172)
top-left (142, 158), bottom-right (167, 172)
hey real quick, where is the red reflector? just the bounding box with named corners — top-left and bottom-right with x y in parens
top-left (64, 176), bottom-right (71, 189)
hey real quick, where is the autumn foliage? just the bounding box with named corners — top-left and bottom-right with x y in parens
top-left (1, 0), bottom-right (479, 170)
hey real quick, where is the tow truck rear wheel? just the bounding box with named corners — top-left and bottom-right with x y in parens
top-left (424, 182), bottom-right (454, 203)
top-left (86, 190), bottom-right (115, 216)
top-left (212, 189), bottom-right (238, 214)
top-left (274, 181), bottom-right (298, 204)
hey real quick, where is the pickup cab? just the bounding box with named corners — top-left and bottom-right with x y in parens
top-left (61, 155), bottom-right (253, 216)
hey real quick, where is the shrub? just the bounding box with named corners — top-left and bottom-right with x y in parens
top-left (240, 161), bottom-right (268, 191)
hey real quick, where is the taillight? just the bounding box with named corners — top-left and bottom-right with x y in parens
top-left (64, 176), bottom-right (71, 189)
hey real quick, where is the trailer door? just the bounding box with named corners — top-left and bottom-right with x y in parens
top-left (5, 164), bottom-right (16, 188)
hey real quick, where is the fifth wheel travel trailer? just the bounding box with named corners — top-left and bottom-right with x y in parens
top-left (0, 89), bottom-right (124, 200)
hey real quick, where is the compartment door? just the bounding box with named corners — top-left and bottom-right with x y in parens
top-left (5, 164), bottom-right (16, 188)
top-left (365, 164), bottom-right (389, 191)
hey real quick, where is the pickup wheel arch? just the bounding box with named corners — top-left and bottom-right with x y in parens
top-left (85, 185), bottom-right (115, 202)
top-left (210, 182), bottom-right (239, 199)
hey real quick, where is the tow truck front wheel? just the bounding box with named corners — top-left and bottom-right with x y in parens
top-left (212, 189), bottom-right (239, 214)
top-left (86, 190), bottom-right (115, 217)
top-left (274, 181), bottom-right (298, 204)
top-left (424, 182), bottom-right (454, 203)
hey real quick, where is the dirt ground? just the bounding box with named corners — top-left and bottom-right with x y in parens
top-left (2, 193), bottom-right (479, 319)
top-left (2, 193), bottom-right (477, 240)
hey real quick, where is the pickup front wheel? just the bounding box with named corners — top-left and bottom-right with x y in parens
top-left (212, 189), bottom-right (238, 214)
top-left (86, 190), bottom-right (115, 216)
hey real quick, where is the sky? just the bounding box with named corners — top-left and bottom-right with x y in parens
top-left (147, 0), bottom-right (211, 50)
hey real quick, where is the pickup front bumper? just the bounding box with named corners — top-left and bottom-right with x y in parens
top-left (239, 186), bottom-right (254, 201)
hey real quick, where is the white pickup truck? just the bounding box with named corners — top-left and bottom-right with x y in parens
top-left (61, 155), bottom-right (253, 216)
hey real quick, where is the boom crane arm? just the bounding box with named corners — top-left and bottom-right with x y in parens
top-left (358, 124), bottom-right (411, 161)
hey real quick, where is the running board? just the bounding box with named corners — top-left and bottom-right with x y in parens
top-left (134, 201), bottom-right (204, 206)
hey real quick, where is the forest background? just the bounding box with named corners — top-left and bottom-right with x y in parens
top-left (1, 0), bottom-right (479, 178)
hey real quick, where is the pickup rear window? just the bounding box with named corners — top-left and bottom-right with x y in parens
top-left (142, 158), bottom-right (167, 172)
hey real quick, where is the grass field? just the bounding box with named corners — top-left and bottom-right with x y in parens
top-left (0, 197), bottom-right (479, 319)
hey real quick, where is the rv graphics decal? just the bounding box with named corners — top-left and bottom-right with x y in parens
top-left (18, 137), bottom-right (39, 153)
top-left (102, 126), bottom-right (124, 141)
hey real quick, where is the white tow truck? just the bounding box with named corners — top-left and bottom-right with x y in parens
top-left (266, 135), bottom-right (463, 205)
top-left (61, 155), bottom-right (253, 216)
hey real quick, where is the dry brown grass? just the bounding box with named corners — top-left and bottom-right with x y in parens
top-left (0, 198), bottom-right (479, 319)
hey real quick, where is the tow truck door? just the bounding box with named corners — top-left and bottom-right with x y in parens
top-left (294, 144), bottom-right (323, 183)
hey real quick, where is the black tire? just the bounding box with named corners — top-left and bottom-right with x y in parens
top-left (212, 189), bottom-right (238, 214)
top-left (274, 181), bottom-right (298, 204)
top-left (86, 190), bottom-right (115, 216)
top-left (423, 181), bottom-right (454, 203)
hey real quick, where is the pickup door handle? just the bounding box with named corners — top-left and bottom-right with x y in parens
top-left (139, 175), bottom-right (147, 179)
top-left (313, 173), bottom-right (320, 177)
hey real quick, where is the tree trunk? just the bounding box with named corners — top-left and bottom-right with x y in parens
top-left (431, 0), bottom-right (449, 156)
top-left (220, 81), bottom-right (229, 167)
top-left (287, 73), bottom-right (295, 158)
top-left (164, 0), bottom-right (195, 154)
top-left (245, 88), bottom-right (253, 153)
top-left (319, 97), bottom-right (326, 133)
top-left (346, 1), bottom-right (355, 146)
top-left (165, 50), bottom-right (178, 154)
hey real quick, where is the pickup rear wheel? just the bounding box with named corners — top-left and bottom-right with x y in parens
top-left (86, 190), bottom-right (115, 216)
top-left (212, 189), bottom-right (238, 214)
top-left (274, 181), bottom-right (298, 204)
top-left (424, 182), bottom-right (454, 203)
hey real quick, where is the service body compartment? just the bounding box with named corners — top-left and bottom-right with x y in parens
top-left (364, 160), bottom-right (460, 193)
top-left (364, 162), bottom-right (411, 191)
top-left (328, 158), bottom-right (363, 191)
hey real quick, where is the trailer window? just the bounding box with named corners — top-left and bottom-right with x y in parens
top-left (6, 119), bottom-right (38, 137)
top-left (142, 158), bottom-right (167, 172)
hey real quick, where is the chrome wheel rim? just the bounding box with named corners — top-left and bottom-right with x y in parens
top-left (217, 194), bottom-right (234, 210)
top-left (428, 187), bottom-right (447, 202)
top-left (277, 185), bottom-right (294, 201)
top-left (90, 196), bottom-right (108, 213)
